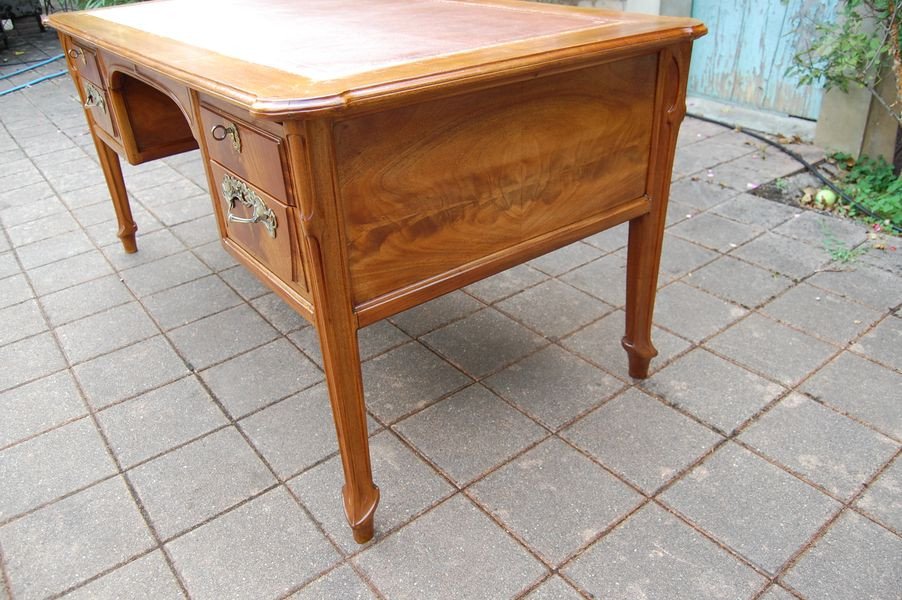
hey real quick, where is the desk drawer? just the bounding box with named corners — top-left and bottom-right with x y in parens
top-left (67, 40), bottom-right (105, 89)
top-left (81, 79), bottom-right (116, 139)
top-left (200, 106), bottom-right (289, 203)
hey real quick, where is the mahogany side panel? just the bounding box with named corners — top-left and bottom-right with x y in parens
top-left (334, 53), bottom-right (658, 306)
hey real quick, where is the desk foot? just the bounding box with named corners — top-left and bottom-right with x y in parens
top-left (346, 485), bottom-right (380, 544)
top-left (93, 136), bottom-right (138, 254)
top-left (621, 337), bottom-right (658, 379)
top-left (119, 232), bottom-right (138, 254)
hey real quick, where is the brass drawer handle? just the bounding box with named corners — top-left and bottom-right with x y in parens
top-left (222, 174), bottom-right (277, 238)
top-left (68, 47), bottom-right (85, 64)
top-left (83, 81), bottom-right (106, 115)
top-left (211, 122), bottom-right (241, 153)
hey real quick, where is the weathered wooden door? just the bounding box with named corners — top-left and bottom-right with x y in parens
top-left (688, 0), bottom-right (838, 120)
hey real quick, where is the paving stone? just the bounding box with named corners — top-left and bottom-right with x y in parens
top-left (290, 565), bottom-right (377, 600)
top-left (802, 352), bottom-right (902, 440)
top-left (0, 477), bottom-right (155, 600)
top-left (666, 199), bottom-right (699, 226)
top-left (355, 494), bottom-right (546, 600)
top-left (131, 177), bottom-right (205, 207)
top-left (361, 341), bottom-right (470, 423)
top-left (16, 229), bottom-right (94, 270)
top-left (63, 551), bottom-right (184, 600)
top-left (711, 193), bottom-right (799, 229)
top-left (144, 274), bottom-right (243, 330)
top-left (642, 348), bottom-right (785, 434)
top-left (560, 253), bottom-right (627, 306)
top-left (396, 384), bottom-right (546, 485)
top-left (522, 577), bottom-right (584, 600)
top-left (854, 457), bottom-right (902, 533)
top-left (169, 304), bottom-right (279, 371)
top-left (483, 345), bottom-right (624, 430)
top-left (166, 487), bottom-right (339, 600)
top-left (706, 314), bottom-right (836, 387)
top-left (169, 214), bottom-right (220, 249)
top-left (464, 264), bottom-right (548, 304)
top-left (218, 264), bottom-right (270, 300)
top-left (658, 235), bottom-right (720, 284)
top-left (7, 211), bottom-right (79, 247)
top-left (422, 308), bottom-right (547, 379)
top-left (774, 211), bottom-right (867, 248)
top-left (121, 251), bottom-right (212, 298)
top-left (86, 214), bottom-right (165, 249)
top-left (56, 302), bottom-right (158, 364)
top-left (0, 370), bottom-right (85, 448)
top-left (0, 299), bottom-right (46, 346)
top-left (861, 240), bottom-right (902, 275)
top-left (240, 383), bottom-right (342, 479)
top-left (57, 182), bottom-right (110, 210)
top-left (470, 438), bottom-right (641, 564)
top-left (783, 510), bottom-right (902, 600)
top-left (39, 275), bottom-right (133, 327)
top-left (761, 283), bottom-right (883, 345)
top-left (563, 388), bottom-right (721, 493)
top-left (496, 279), bottom-right (612, 339)
top-left (1, 196), bottom-right (67, 228)
top-left (668, 177), bottom-right (737, 211)
top-left (193, 239), bottom-right (238, 271)
top-left (290, 430), bottom-right (454, 551)
top-left (661, 443), bottom-right (840, 574)
top-left (741, 393), bottom-right (898, 500)
top-left (0, 273), bottom-right (32, 310)
top-left (98, 376), bottom-right (227, 468)
top-left (757, 585), bottom-right (796, 600)
top-left (564, 503), bottom-right (766, 600)
top-left (561, 309), bottom-right (691, 380)
top-left (28, 250), bottom-right (113, 296)
top-left (851, 315), bottom-right (902, 370)
top-left (201, 338), bottom-right (322, 418)
top-left (654, 282), bottom-right (748, 342)
top-left (150, 194), bottom-right (214, 227)
top-left (102, 229), bottom-right (187, 270)
top-left (669, 211), bottom-right (764, 252)
top-left (582, 222), bottom-right (629, 252)
top-left (686, 255), bottom-right (794, 308)
top-left (0, 332), bottom-right (66, 392)
top-left (251, 292), bottom-right (309, 334)
top-left (129, 427), bottom-right (275, 539)
top-left (732, 232), bottom-right (831, 279)
top-left (528, 241), bottom-right (602, 276)
top-left (0, 417), bottom-right (115, 519)
top-left (0, 253), bottom-right (19, 281)
top-left (389, 291), bottom-right (483, 338)
top-left (807, 264), bottom-right (902, 312)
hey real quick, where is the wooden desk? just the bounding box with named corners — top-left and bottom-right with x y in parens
top-left (49, 0), bottom-right (705, 544)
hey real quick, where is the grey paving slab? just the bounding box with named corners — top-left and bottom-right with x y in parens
top-left (355, 494), bottom-right (546, 600)
top-left (131, 177), bottom-right (205, 208)
top-left (57, 182), bottom-right (110, 210)
top-left (564, 503), bottom-right (766, 600)
top-left (389, 290), bottom-right (483, 338)
top-left (661, 443), bottom-right (840, 574)
top-left (483, 345), bottom-right (624, 430)
top-left (470, 438), bottom-right (642, 565)
top-left (85, 214), bottom-right (165, 249)
top-left (290, 430), bottom-right (455, 552)
top-left (854, 456), bottom-right (902, 533)
top-left (421, 308), bottom-right (547, 379)
top-left (522, 577), bottom-right (584, 600)
top-left (166, 487), bottom-right (339, 600)
top-left (851, 315), bottom-right (902, 370)
top-left (169, 214), bottom-right (219, 249)
top-left (0, 370), bottom-right (85, 448)
top-left (642, 348), bottom-right (785, 434)
top-left (120, 251), bottom-right (212, 298)
top-left (151, 194), bottom-right (214, 227)
top-left (144, 274), bottom-right (243, 331)
top-left (63, 551), bottom-right (185, 600)
top-left (464, 264), bottom-right (548, 304)
top-left (15, 229), bottom-right (94, 270)
top-left (807, 264), bottom-right (902, 312)
top-left (361, 341), bottom-right (470, 423)
top-left (290, 565), bottom-right (377, 600)
top-left (741, 393), bottom-right (898, 500)
top-left (706, 314), bottom-right (837, 387)
top-left (0, 273), bottom-right (32, 310)
top-left (240, 383), bottom-right (342, 479)
top-left (128, 427), bottom-right (275, 539)
top-left (802, 352), bottom-right (902, 440)
top-left (0, 332), bottom-right (66, 392)
top-left (1, 196), bottom-right (67, 229)
top-left (582, 222), bottom-right (628, 253)
top-left (168, 304), bottom-right (279, 371)
top-left (562, 308), bottom-right (691, 380)
top-left (761, 283), bottom-right (883, 345)
top-left (774, 211), bottom-right (867, 248)
top-left (101, 229), bottom-right (187, 271)
top-left (731, 232), bottom-right (831, 280)
top-left (200, 338), bottom-right (321, 418)
top-left (528, 241), bottom-right (603, 276)
top-left (193, 239), bottom-right (238, 271)
top-left (97, 376), bottom-right (227, 468)
top-left (358, 319), bottom-right (412, 361)
top-left (74, 335), bottom-right (190, 409)
top-left (396, 384), bottom-right (546, 485)
top-left (0, 253), bottom-right (19, 281)
top-left (0, 476), bottom-right (155, 600)
top-left (56, 302), bottom-right (158, 364)
top-left (218, 264), bottom-right (270, 300)
top-left (496, 279), bottom-right (612, 339)
top-left (668, 177), bottom-right (738, 211)
top-left (563, 388), bottom-right (721, 493)
top-left (658, 235), bottom-right (720, 284)
top-left (0, 298), bottom-right (46, 346)
top-left (653, 282), bottom-right (748, 342)
top-left (861, 239), bottom-right (902, 274)
top-left (251, 292), bottom-right (309, 334)
top-left (669, 211), bottom-right (764, 252)
top-left (711, 192), bottom-right (799, 229)
top-left (686, 255), bottom-right (794, 308)
top-left (7, 210), bottom-right (79, 247)
top-left (39, 274), bottom-right (133, 327)
top-left (560, 252), bottom-right (628, 306)
top-left (28, 250), bottom-right (113, 296)
top-left (783, 510), bottom-right (902, 600)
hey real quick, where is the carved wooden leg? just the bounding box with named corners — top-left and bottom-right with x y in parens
top-left (92, 136), bottom-right (138, 253)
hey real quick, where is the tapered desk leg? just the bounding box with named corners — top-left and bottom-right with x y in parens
top-left (92, 136), bottom-right (138, 253)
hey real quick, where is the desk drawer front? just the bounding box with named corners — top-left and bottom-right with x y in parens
top-left (82, 79), bottom-right (117, 139)
top-left (67, 41), bottom-right (105, 89)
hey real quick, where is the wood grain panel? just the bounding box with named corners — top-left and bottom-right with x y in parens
top-left (336, 54), bottom-right (658, 305)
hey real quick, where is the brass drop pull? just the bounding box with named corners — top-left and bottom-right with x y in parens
top-left (222, 174), bottom-right (277, 238)
top-left (67, 47), bottom-right (85, 64)
top-left (211, 122), bottom-right (241, 153)
top-left (83, 81), bottom-right (106, 115)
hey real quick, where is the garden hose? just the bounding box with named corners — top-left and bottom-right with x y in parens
top-left (0, 53), bottom-right (64, 80)
top-left (0, 69), bottom-right (67, 97)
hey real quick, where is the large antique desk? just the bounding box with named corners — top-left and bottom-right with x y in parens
top-left (49, 0), bottom-right (705, 543)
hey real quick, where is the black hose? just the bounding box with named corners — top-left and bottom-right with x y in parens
top-left (686, 112), bottom-right (902, 234)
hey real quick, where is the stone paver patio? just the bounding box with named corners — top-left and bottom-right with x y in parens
top-left (1, 25), bottom-right (900, 600)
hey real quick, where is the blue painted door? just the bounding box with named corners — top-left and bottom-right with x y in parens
top-left (688, 0), bottom-right (838, 120)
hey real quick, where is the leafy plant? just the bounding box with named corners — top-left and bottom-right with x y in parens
top-left (819, 220), bottom-right (870, 262)
top-left (75, 0), bottom-right (139, 9)
top-left (832, 151), bottom-right (902, 227)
